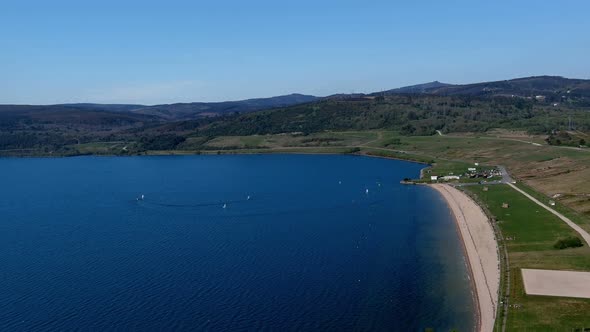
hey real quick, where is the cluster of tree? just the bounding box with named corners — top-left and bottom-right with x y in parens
top-left (194, 95), bottom-right (590, 137)
top-left (138, 134), bottom-right (186, 151)
top-left (554, 236), bottom-right (583, 249)
top-left (0, 132), bottom-right (78, 150)
top-left (546, 131), bottom-right (588, 147)
top-left (2, 93), bottom-right (589, 156)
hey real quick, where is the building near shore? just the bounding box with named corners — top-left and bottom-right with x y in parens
top-left (441, 175), bottom-right (461, 181)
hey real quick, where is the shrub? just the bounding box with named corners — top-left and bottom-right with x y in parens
top-left (348, 147), bottom-right (361, 153)
top-left (553, 236), bottom-right (583, 249)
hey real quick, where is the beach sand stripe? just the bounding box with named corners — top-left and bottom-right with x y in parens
top-left (431, 184), bottom-right (500, 332)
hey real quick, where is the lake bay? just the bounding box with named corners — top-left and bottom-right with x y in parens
top-left (0, 154), bottom-right (473, 331)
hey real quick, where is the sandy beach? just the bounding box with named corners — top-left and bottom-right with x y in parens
top-left (430, 184), bottom-right (500, 332)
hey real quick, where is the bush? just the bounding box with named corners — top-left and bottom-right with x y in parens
top-left (553, 236), bottom-right (583, 249)
top-left (140, 134), bottom-right (186, 150)
top-left (348, 147), bottom-right (361, 153)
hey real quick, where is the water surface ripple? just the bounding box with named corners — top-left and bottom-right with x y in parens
top-left (0, 155), bottom-right (473, 331)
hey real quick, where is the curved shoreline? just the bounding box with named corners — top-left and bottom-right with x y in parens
top-left (1, 151), bottom-right (499, 329)
top-left (430, 184), bottom-right (500, 332)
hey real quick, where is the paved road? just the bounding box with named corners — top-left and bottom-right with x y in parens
top-left (508, 183), bottom-right (590, 246)
top-left (497, 165), bottom-right (514, 183)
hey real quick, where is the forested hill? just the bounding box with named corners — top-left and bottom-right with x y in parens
top-left (128, 93), bottom-right (319, 120)
top-left (0, 93), bottom-right (319, 124)
top-left (378, 76), bottom-right (590, 105)
top-left (190, 94), bottom-right (589, 137)
top-left (1, 76), bottom-right (589, 156)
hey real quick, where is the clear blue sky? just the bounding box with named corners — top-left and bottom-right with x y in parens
top-left (1, 0), bottom-right (589, 105)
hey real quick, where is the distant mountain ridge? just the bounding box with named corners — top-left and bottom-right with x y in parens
top-left (2, 75), bottom-right (590, 157)
top-left (383, 81), bottom-right (453, 94)
top-left (129, 93), bottom-right (318, 120)
top-left (0, 93), bottom-right (319, 125)
top-left (2, 76), bottom-right (589, 129)
top-left (383, 76), bottom-right (590, 103)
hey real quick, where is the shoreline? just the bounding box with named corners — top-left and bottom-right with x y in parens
top-left (430, 184), bottom-right (500, 332)
top-left (0, 149), bottom-right (432, 166)
top-left (1, 150), bottom-right (503, 329)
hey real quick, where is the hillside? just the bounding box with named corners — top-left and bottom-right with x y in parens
top-left (129, 93), bottom-right (318, 120)
top-left (1, 76), bottom-right (589, 155)
top-left (0, 93), bottom-right (319, 125)
top-left (0, 104), bottom-right (159, 130)
top-left (386, 76), bottom-right (590, 105)
top-left (193, 94), bottom-right (589, 138)
top-left (382, 81), bottom-right (452, 94)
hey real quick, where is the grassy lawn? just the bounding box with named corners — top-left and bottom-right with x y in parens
top-left (513, 181), bottom-right (590, 234)
top-left (200, 131), bottom-right (379, 150)
top-left (68, 141), bottom-right (129, 155)
top-left (363, 132), bottom-right (590, 218)
top-left (465, 184), bottom-right (590, 331)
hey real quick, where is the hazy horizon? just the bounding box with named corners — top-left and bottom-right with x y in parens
top-left (2, 74), bottom-right (589, 106)
top-left (2, 0), bottom-right (589, 105)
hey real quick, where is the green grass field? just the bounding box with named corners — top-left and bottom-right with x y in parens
top-left (465, 185), bottom-right (590, 331)
top-left (512, 182), bottom-right (590, 234)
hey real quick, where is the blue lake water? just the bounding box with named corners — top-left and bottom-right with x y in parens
top-left (0, 154), bottom-right (474, 331)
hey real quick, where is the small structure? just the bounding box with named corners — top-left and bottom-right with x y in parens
top-left (483, 186), bottom-right (489, 192)
top-left (502, 202), bottom-right (510, 208)
top-left (441, 175), bottom-right (460, 181)
top-left (430, 175), bottom-right (438, 181)
top-left (468, 167), bottom-right (477, 171)
top-left (549, 200), bottom-right (556, 206)
top-left (474, 162), bottom-right (479, 166)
